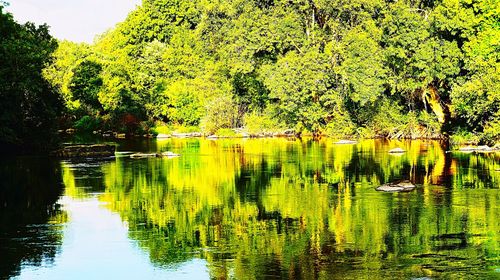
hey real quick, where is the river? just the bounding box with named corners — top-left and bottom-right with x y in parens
top-left (0, 138), bottom-right (499, 279)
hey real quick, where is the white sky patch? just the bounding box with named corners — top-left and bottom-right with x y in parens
top-left (5, 0), bottom-right (141, 43)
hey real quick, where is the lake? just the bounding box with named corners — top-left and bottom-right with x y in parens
top-left (0, 138), bottom-right (499, 279)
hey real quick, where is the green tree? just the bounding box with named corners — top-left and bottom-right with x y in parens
top-left (262, 49), bottom-right (338, 135)
top-left (41, 0), bottom-right (500, 141)
top-left (382, 2), bottom-right (462, 124)
top-left (0, 6), bottom-right (61, 152)
top-left (450, 0), bottom-right (500, 143)
top-left (43, 41), bottom-right (92, 111)
top-left (69, 60), bottom-right (103, 112)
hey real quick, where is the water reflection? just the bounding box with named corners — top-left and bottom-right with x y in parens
top-left (15, 196), bottom-right (210, 280)
top-left (0, 157), bottom-right (65, 279)
top-left (63, 139), bottom-right (499, 279)
top-left (2, 139), bottom-right (499, 279)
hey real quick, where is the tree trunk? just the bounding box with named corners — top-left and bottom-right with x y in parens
top-left (423, 84), bottom-right (446, 123)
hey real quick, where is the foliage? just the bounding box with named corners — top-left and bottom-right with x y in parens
top-left (449, 128), bottom-right (480, 146)
top-left (262, 49), bottom-right (336, 135)
top-left (201, 94), bottom-right (238, 134)
top-left (43, 41), bottom-right (93, 111)
top-left (448, 0), bottom-right (500, 143)
top-left (337, 21), bottom-right (386, 105)
top-left (172, 125), bottom-right (200, 133)
top-left (214, 128), bottom-right (237, 137)
top-left (152, 124), bottom-right (173, 135)
top-left (38, 0), bottom-right (500, 142)
top-left (163, 79), bottom-right (205, 125)
top-left (69, 60), bottom-right (103, 112)
top-left (481, 113), bottom-right (500, 145)
top-left (0, 6), bottom-right (61, 152)
top-left (244, 111), bottom-right (283, 135)
top-left (73, 115), bottom-right (101, 132)
top-left (324, 100), bottom-right (358, 138)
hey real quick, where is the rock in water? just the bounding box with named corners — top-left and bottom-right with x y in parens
top-left (161, 151), bottom-right (180, 157)
top-left (52, 144), bottom-right (115, 158)
top-left (335, 140), bottom-right (357, 144)
top-left (172, 132), bottom-right (202, 138)
top-left (376, 180), bottom-right (416, 192)
top-left (458, 145), bottom-right (499, 153)
top-left (156, 133), bottom-right (171, 139)
top-left (130, 153), bottom-right (158, 159)
top-left (389, 148), bottom-right (406, 154)
top-left (130, 152), bottom-right (180, 158)
top-left (376, 185), bottom-right (405, 192)
top-left (397, 181), bottom-right (416, 191)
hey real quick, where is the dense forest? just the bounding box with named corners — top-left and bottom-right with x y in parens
top-left (1, 0), bottom-right (499, 150)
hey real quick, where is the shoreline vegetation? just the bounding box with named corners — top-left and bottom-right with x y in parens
top-left (59, 126), bottom-right (500, 153)
top-left (1, 1), bottom-right (499, 153)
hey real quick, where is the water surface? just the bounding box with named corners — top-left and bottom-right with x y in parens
top-left (1, 139), bottom-right (499, 279)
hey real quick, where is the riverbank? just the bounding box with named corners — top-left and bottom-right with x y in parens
top-left (57, 128), bottom-right (500, 155)
top-left (60, 126), bottom-right (499, 144)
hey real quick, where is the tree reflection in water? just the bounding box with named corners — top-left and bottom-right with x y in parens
top-left (59, 139), bottom-right (499, 279)
top-left (0, 157), bottom-right (65, 279)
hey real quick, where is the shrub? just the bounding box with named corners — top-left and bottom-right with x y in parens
top-left (201, 94), bottom-right (237, 134)
top-left (137, 121), bottom-right (155, 135)
top-left (368, 99), bottom-right (406, 137)
top-left (153, 124), bottom-right (200, 135)
top-left (481, 115), bottom-right (500, 145)
top-left (324, 111), bottom-right (357, 138)
top-left (120, 113), bottom-right (139, 133)
top-left (367, 99), bottom-right (443, 139)
top-left (417, 111), bottom-right (442, 138)
top-left (215, 128), bottom-right (237, 137)
top-left (244, 111), bottom-right (283, 135)
top-left (74, 115), bottom-right (101, 132)
top-left (152, 124), bottom-right (173, 135)
top-left (164, 79), bottom-right (204, 126)
top-left (450, 129), bottom-right (480, 146)
top-left (173, 125), bottom-right (200, 133)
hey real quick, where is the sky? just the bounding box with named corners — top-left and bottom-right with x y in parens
top-left (5, 0), bottom-right (141, 43)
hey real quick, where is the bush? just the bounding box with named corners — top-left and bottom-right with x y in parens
top-left (74, 115), bottom-right (101, 132)
top-left (417, 111), bottom-right (442, 138)
top-left (450, 129), bottom-right (480, 146)
top-left (324, 111), bottom-right (357, 138)
top-left (481, 115), bottom-right (500, 145)
top-left (368, 99), bottom-right (406, 137)
top-left (244, 111), bottom-right (283, 135)
top-left (173, 125), bottom-right (200, 133)
top-left (137, 121), bottom-right (155, 135)
top-left (119, 113), bottom-right (140, 133)
top-left (201, 94), bottom-right (237, 134)
top-left (164, 79), bottom-right (204, 126)
top-left (152, 124), bottom-right (173, 135)
top-left (215, 128), bottom-right (237, 137)
top-left (153, 124), bottom-right (200, 135)
top-left (366, 99), bottom-right (443, 139)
